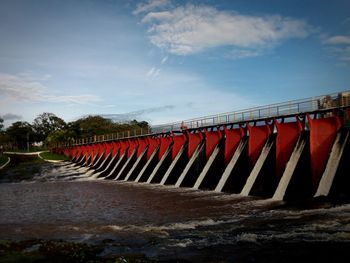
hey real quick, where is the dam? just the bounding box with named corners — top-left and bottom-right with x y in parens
top-left (1, 91), bottom-right (350, 261)
top-left (55, 91), bottom-right (350, 201)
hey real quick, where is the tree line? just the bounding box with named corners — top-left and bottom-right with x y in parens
top-left (0, 113), bottom-right (149, 150)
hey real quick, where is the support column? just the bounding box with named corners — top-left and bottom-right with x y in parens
top-left (308, 114), bottom-right (341, 191)
top-left (104, 140), bottom-right (129, 179)
top-left (115, 139), bottom-right (139, 180)
top-left (147, 136), bottom-right (173, 183)
top-left (215, 139), bottom-right (246, 192)
top-left (240, 137), bottom-right (274, 196)
top-left (193, 130), bottom-right (223, 190)
top-left (175, 131), bottom-right (204, 187)
top-left (272, 135), bottom-right (307, 200)
top-left (124, 137), bottom-right (149, 181)
top-left (135, 137), bottom-right (160, 182)
top-left (315, 131), bottom-right (349, 197)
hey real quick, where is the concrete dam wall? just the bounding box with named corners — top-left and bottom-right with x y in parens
top-left (56, 110), bottom-right (350, 201)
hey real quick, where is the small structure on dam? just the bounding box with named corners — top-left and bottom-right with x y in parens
top-left (55, 91), bottom-right (350, 201)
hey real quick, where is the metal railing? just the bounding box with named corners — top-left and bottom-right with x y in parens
top-left (64, 90), bottom-right (349, 147)
top-left (66, 127), bottom-right (151, 146)
top-left (151, 91), bottom-right (350, 133)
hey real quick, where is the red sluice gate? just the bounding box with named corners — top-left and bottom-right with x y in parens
top-left (90, 144), bottom-right (100, 165)
top-left (146, 137), bottom-right (160, 160)
top-left (103, 142), bottom-right (112, 157)
top-left (247, 123), bottom-right (272, 166)
top-left (171, 134), bottom-right (187, 160)
top-left (95, 143), bottom-right (104, 159)
top-left (74, 145), bottom-right (84, 160)
top-left (224, 127), bottom-right (245, 165)
top-left (158, 136), bottom-right (173, 160)
top-left (119, 140), bottom-right (130, 156)
top-left (127, 139), bottom-right (138, 158)
top-left (186, 131), bottom-right (203, 158)
top-left (84, 145), bottom-right (93, 165)
top-left (136, 138), bottom-right (149, 158)
top-left (204, 130), bottom-right (222, 160)
top-left (110, 141), bottom-right (120, 158)
top-left (275, 118), bottom-right (304, 178)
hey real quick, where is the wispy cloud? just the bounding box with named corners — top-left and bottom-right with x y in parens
top-left (146, 67), bottom-right (156, 77)
top-left (146, 67), bottom-right (161, 78)
top-left (18, 72), bottom-right (52, 81)
top-left (225, 49), bottom-right (264, 59)
top-left (161, 55), bottom-right (168, 64)
top-left (133, 0), bottom-right (171, 15)
top-left (120, 67), bottom-right (254, 124)
top-left (83, 105), bottom-right (175, 122)
top-left (323, 35), bottom-right (350, 61)
top-left (0, 72), bottom-right (102, 104)
top-left (45, 95), bottom-right (102, 104)
top-left (139, 4), bottom-right (312, 56)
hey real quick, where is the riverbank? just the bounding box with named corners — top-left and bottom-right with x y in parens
top-left (0, 154), bottom-right (46, 182)
top-left (1, 238), bottom-right (349, 263)
top-left (0, 239), bottom-right (158, 263)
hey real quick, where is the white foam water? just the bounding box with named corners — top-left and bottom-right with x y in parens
top-left (96, 218), bottom-right (231, 234)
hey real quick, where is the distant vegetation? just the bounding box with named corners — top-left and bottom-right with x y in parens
top-left (0, 113), bottom-right (149, 151)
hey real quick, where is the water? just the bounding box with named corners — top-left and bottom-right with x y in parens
top-left (0, 158), bottom-right (349, 262)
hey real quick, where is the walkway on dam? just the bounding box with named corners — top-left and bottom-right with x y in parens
top-left (55, 91), bottom-right (350, 201)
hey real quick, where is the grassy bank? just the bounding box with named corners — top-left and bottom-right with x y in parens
top-left (39, 151), bottom-right (70, 161)
top-left (0, 155), bottom-right (9, 167)
top-left (0, 155), bottom-right (46, 182)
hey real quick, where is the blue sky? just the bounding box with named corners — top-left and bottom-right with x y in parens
top-left (0, 0), bottom-right (349, 127)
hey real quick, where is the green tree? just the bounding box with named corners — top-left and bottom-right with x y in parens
top-left (72, 116), bottom-right (118, 137)
top-left (32, 112), bottom-right (66, 142)
top-left (0, 117), bottom-right (3, 132)
top-left (45, 129), bottom-right (77, 148)
top-left (0, 132), bottom-right (11, 148)
top-left (6, 121), bottom-right (34, 149)
top-left (70, 116), bottom-right (149, 138)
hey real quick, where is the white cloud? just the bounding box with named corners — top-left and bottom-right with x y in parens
top-left (323, 35), bottom-right (350, 61)
top-left (140, 4), bottom-right (311, 56)
top-left (133, 0), bottom-right (171, 15)
top-left (0, 113), bottom-right (22, 121)
top-left (0, 73), bottom-right (101, 104)
top-left (324, 35), bottom-right (350, 45)
top-left (0, 73), bottom-right (47, 101)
